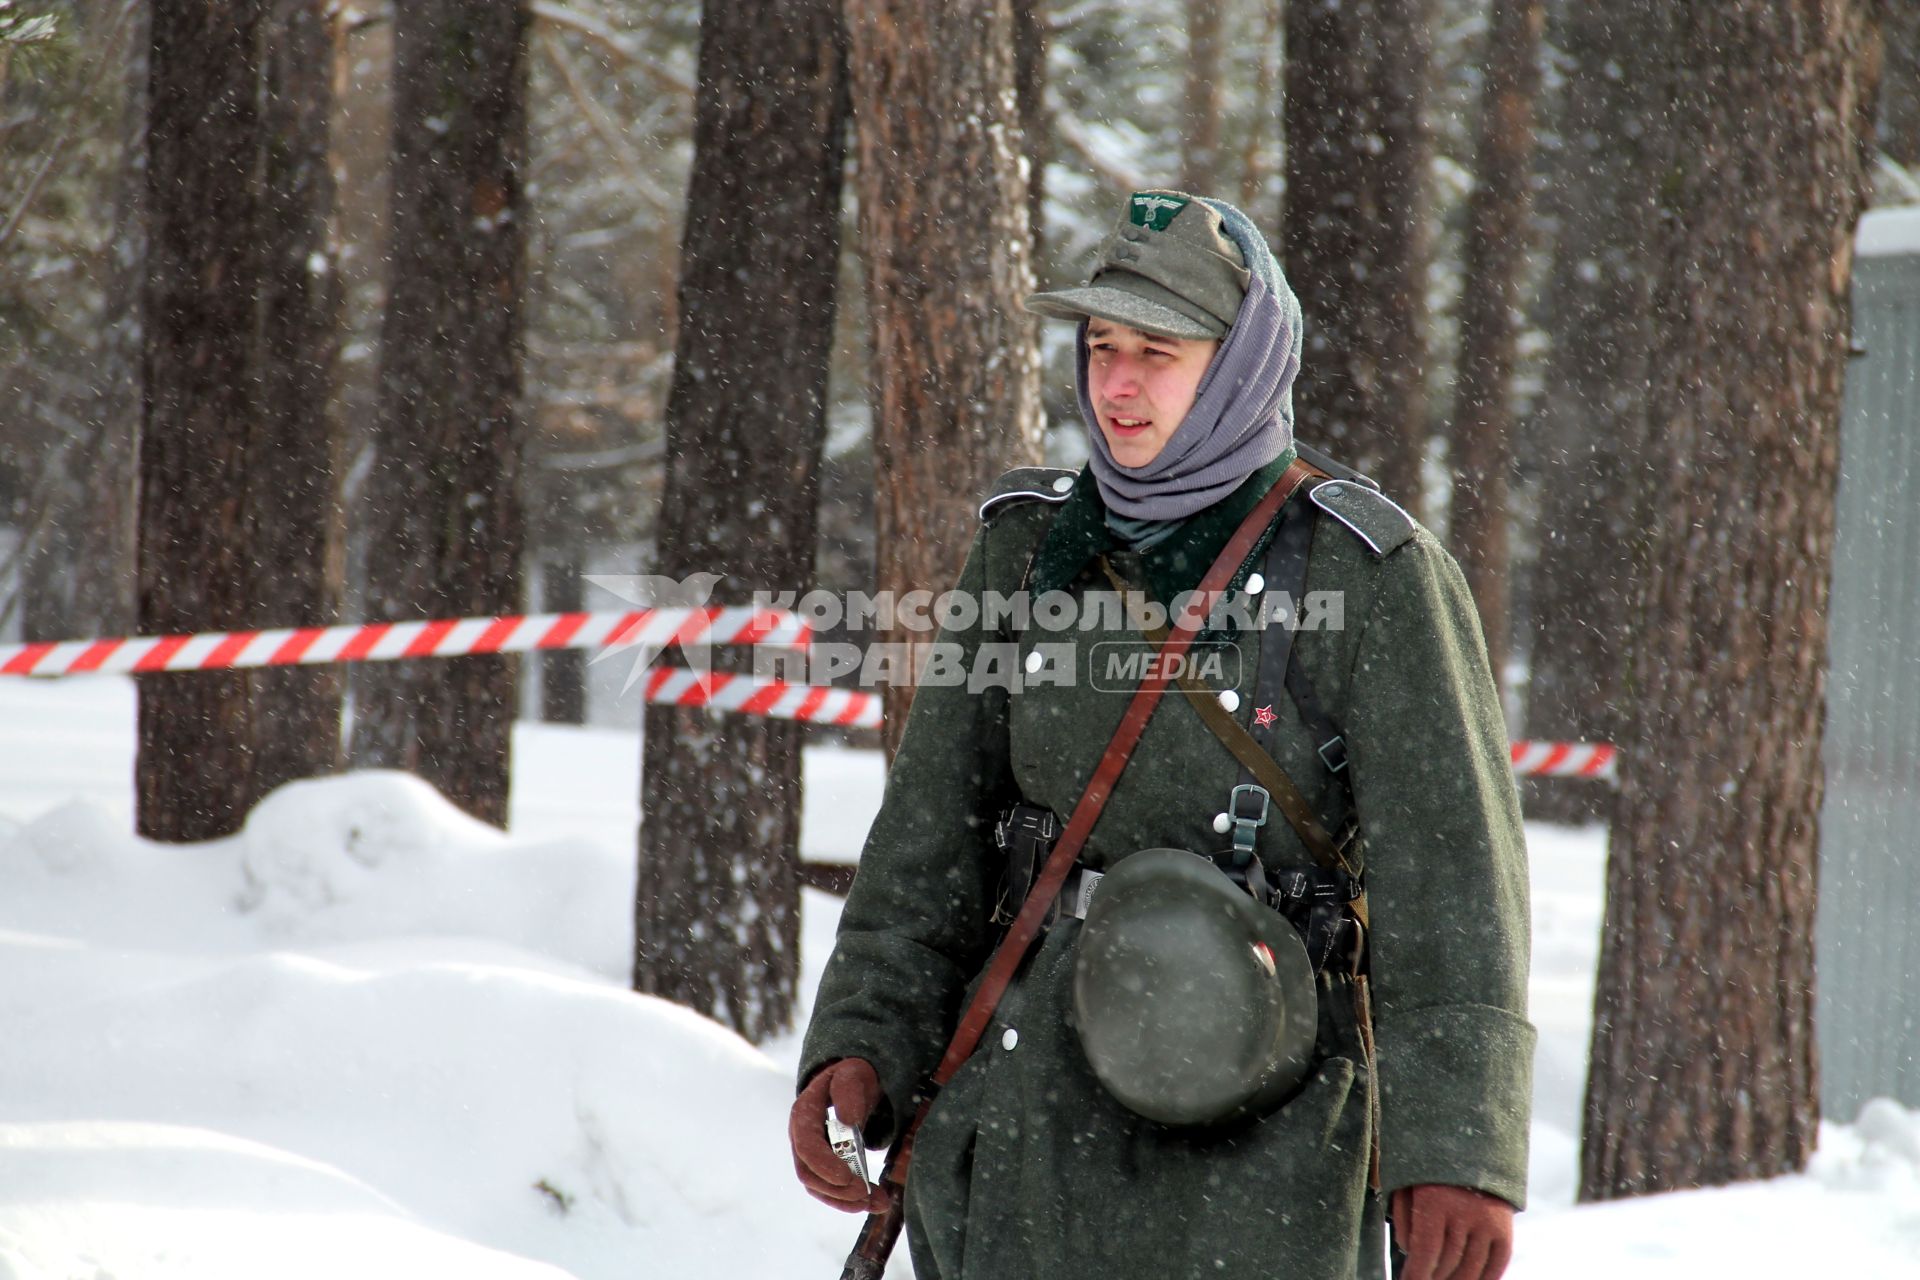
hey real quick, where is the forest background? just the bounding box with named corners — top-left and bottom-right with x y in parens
top-left (0, 0), bottom-right (1915, 1208)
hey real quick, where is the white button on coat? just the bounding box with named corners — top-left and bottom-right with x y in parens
top-left (1213, 812), bottom-right (1232, 834)
top-left (1246, 573), bottom-right (1266, 595)
top-left (1218, 690), bottom-right (1241, 713)
top-left (1024, 651), bottom-right (1044, 674)
top-left (1002, 1027), bottom-right (1019, 1051)
top-left (1052, 476), bottom-right (1074, 493)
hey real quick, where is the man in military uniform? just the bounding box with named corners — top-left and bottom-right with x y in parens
top-left (789, 190), bottom-right (1533, 1280)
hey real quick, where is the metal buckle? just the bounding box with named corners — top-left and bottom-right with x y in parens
top-left (1318, 735), bottom-right (1349, 773)
top-left (1228, 784), bottom-right (1269, 862)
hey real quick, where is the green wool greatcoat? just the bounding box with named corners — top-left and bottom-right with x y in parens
top-left (799, 453), bottom-right (1534, 1280)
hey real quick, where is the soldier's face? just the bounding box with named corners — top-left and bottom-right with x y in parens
top-left (1086, 321), bottom-right (1221, 469)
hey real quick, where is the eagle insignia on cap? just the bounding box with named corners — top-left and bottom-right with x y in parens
top-left (1129, 192), bottom-right (1188, 231)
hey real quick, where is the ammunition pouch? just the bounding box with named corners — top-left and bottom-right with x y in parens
top-left (990, 803), bottom-right (1060, 928)
top-left (1264, 863), bottom-right (1367, 976)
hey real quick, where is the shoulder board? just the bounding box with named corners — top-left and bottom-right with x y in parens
top-left (1309, 478), bottom-right (1416, 557)
top-left (1294, 440), bottom-right (1381, 491)
top-left (978, 466), bottom-right (1079, 521)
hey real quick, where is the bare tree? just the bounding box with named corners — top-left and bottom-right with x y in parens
top-left (845, 0), bottom-right (1044, 761)
top-left (1447, 0), bottom-right (1546, 684)
top-left (1283, 0), bottom-right (1436, 508)
top-left (351, 1), bottom-right (531, 827)
top-left (632, 0), bottom-right (849, 1043)
top-left (1581, 0), bottom-right (1884, 1201)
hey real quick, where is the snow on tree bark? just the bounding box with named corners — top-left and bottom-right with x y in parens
top-left (632, 0), bottom-right (848, 1044)
top-left (1580, 0), bottom-right (1885, 1201)
top-left (351, 1), bottom-right (530, 828)
top-left (845, 0), bottom-right (1044, 763)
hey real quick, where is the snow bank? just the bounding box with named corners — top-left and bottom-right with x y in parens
top-left (0, 771), bottom-right (630, 979)
top-left (1513, 1101), bottom-right (1920, 1278)
top-left (0, 939), bottom-right (848, 1279)
top-left (0, 755), bottom-right (848, 1279)
top-left (1, 677), bottom-right (1916, 1277)
top-left (1857, 205), bottom-right (1920, 258)
top-left (0, 1122), bottom-right (571, 1280)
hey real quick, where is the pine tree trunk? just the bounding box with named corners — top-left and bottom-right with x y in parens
top-left (138, 0), bottom-right (341, 839)
top-left (1012, 0), bottom-right (1049, 274)
top-left (539, 556), bottom-right (585, 725)
top-left (1282, 0), bottom-right (1435, 509)
top-left (846, 0), bottom-right (1044, 763)
top-left (352, 1), bottom-right (530, 828)
top-left (1181, 0), bottom-right (1225, 193)
top-left (632, 0), bottom-right (848, 1044)
top-left (247, 0), bottom-right (343, 797)
top-left (1579, 0), bottom-right (1883, 1201)
top-left (1517, 0), bottom-right (1661, 825)
top-left (137, 1), bottom-right (265, 841)
top-left (1447, 0), bottom-right (1545, 688)
top-left (137, 2), bottom-right (343, 840)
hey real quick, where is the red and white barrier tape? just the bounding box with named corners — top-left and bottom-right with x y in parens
top-left (1510, 740), bottom-right (1616, 781)
top-left (644, 668), bottom-right (882, 729)
top-left (0, 608), bottom-right (808, 679)
top-left (0, 614), bottom-right (1620, 750)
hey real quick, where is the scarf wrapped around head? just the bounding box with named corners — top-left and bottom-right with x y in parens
top-left (1079, 198), bottom-right (1305, 523)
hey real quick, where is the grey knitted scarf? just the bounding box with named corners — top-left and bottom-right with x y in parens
top-left (1079, 198), bottom-right (1304, 522)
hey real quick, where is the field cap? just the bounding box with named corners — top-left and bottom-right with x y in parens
top-left (1025, 189), bottom-right (1252, 339)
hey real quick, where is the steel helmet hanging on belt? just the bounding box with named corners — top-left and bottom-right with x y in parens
top-left (1071, 847), bottom-right (1318, 1127)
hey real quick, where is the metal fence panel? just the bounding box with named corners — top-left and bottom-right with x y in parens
top-left (1817, 214), bottom-right (1920, 1122)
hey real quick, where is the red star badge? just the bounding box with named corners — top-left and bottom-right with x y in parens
top-left (1253, 704), bottom-right (1278, 729)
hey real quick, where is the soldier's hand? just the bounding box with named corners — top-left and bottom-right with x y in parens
top-left (1391, 1183), bottom-right (1514, 1280)
top-left (789, 1057), bottom-right (889, 1213)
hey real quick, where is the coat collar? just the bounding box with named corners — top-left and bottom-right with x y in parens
top-left (1029, 447), bottom-right (1297, 606)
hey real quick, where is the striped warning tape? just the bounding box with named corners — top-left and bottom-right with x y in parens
top-left (643, 667), bottom-right (882, 729)
top-left (0, 611), bottom-right (1621, 754)
top-left (0, 608), bottom-right (808, 678)
top-left (1509, 739), bottom-right (1617, 781)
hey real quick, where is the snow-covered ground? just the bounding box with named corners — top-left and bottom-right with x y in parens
top-left (0, 676), bottom-right (1914, 1278)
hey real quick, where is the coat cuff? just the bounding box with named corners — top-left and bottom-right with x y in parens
top-left (1375, 1002), bottom-right (1536, 1209)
